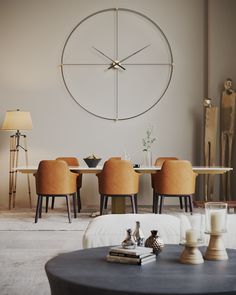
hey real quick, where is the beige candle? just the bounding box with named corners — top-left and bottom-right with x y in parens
top-left (211, 211), bottom-right (223, 233)
top-left (186, 229), bottom-right (198, 244)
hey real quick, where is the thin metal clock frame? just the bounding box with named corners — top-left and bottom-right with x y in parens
top-left (60, 8), bottom-right (174, 121)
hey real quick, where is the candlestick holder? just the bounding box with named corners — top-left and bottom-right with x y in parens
top-left (180, 242), bottom-right (204, 264)
top-left (204, 232), bottom-right (228, 260)
top-left (179, 214), bottom-right (204, 264)
top-left (204, 202), bottom-right (228, 261)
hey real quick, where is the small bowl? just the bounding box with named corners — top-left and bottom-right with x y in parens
top-left (83, 158), bottom-right (101, 168)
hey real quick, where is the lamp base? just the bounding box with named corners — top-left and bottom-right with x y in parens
top-left (204, 234), bottom-right (228, 261)
top-left (180, 244), bottom-right (204, 264)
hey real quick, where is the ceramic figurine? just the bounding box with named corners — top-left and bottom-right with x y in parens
top-left (122, 228), bottom-right (136, 249)
top-left (133, 221), bottom-right (145, 246)
top-left (145, 230), bottom-right (164, 255)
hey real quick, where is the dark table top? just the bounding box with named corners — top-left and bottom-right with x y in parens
top-left (45, 245), bottom-right (236, 295)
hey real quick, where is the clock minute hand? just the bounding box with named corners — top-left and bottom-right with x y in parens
top-left (92, 47), bottom-right (126, 70)
top-left (120, 44), bottom-right (151, 63)
top-left (107, 44), bottom-right (151, 70)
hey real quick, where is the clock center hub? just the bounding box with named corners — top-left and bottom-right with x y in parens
top-left (112, 60), bottom-right (121, 69)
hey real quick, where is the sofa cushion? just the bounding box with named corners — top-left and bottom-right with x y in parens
top-left (83, 214), bottom-right (181, 248)
top-left (83, 213), bottom-right (236, 250)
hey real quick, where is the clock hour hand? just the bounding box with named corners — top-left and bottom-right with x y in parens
top-left (92, 47), bottom-right (126, 70)
top-left (108, 44), bottom-right (151, 70)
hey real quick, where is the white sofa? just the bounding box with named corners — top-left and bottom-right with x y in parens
top-left (82, 213), bottom-right (236, 249)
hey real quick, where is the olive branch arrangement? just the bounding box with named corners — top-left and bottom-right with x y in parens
top-left (142, 125), bottom-right (156, 152)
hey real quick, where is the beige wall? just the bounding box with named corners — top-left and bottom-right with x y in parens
top-left (0, 0), bottom-right (213, 208)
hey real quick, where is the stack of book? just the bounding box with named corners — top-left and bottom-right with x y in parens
top-left (106, 246), bottom-right (156, 265)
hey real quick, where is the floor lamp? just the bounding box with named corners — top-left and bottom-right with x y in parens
top-left (1, 109), bottom-right (33, 209)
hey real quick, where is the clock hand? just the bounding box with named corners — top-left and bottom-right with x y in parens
top-left (107, 44), bottom-right (151, 70)
top-left (92, 47), bottom-right (126, 70)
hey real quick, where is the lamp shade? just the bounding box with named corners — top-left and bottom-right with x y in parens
top-left (1, 110), bottom-right (33, 131)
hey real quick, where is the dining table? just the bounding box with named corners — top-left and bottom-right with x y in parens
top-left (14, 165), bottom-right (233, 214)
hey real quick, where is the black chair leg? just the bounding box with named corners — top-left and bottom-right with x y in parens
top-left (184, 196), bottom-right (188, 212)
top-left (179, 196), bottom-right (183, 209)
top-left (189, 195), bottom-right (193, 214)
top-left (104, 195), bottom-right (109, 210)
top-left (153, 192), bottom-right (159, 214)
top-left (39, 195), bottom-right (43, 218)
top-left (100, 195), bottom-right (105, 215)
top-left (134, 194), bottom-right (138, 213)
top-left (51, 196), bottom-right (55, 209)
top-left (130, 195), bottom-right (136, 213)
top-left (35, 195), bottom-right (42, 223)
top-left (73, 193), bottom-right (77, 218)
top-left (159, 196), bottom-right (164, 214)
top-left (65, 195), bottom-right (72, 223)
top-left (46, 196), bottom-right (49, 213)
top-left (77, 189), bottom-right (81, 213)
top-left (152, 191), bottom-right (156, 213)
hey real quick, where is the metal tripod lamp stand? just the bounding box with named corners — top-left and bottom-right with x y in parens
top-left (1, 109), bottom-right (33, 209)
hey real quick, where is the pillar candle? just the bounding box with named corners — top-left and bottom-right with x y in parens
top-left (211, 211), bottom-right (223, 233)
top-left (186, 229), bottom-right (198, 244)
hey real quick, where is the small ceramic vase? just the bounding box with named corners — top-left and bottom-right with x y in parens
top-left (145, 230), bottom-right (164, 255)
top-left (133, 221), bottom-right (145, 247)
top-left (122, 228), bottom-right (136, 249)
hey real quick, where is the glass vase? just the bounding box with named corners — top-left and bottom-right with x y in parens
top-left (144, 150), bottom-right (152, 166)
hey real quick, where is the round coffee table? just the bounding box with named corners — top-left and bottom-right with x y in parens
top-left (45, 245), bottom-right (236, 295)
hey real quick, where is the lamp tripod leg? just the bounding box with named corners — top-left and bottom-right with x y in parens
top-left (24, 136), bottom-right (32, 208)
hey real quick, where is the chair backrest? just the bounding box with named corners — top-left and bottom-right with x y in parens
top-left (153, 160), bottom-right (197, 195)
top-left (35, 160), bottom-right (77, 195)
top-left (109, 157), bottom-right (122, 160)
top-left (154, 157), bottom-right (178, 166)
top-left (97, 159), bottom-right (139, 195)
top-left (56, 157), bottom-right (79, 166)
top-left (151, 157), bottom-right (178, 188)
top-left (56, 157), bottom-right (82, 188)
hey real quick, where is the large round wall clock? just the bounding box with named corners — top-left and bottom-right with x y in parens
top-left (60, 8), bottom-right (173, 121)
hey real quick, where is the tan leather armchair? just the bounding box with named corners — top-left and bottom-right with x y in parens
top-left (97, 158), bottom-right (140, 215)
top-left (56, 157), bottom-right (82, 212)
top-left (34, 160), bottom-right (78, 223)
top-left (151, 157), bottom-right (179, 213)
top-left (152, 160), bottom-right (197, 214)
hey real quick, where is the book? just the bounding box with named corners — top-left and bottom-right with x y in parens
top-left (109, 246), bottom-right (153, 256)
top-left (106, 253), bottom-right (156, 265)
top-left (109, 251), bottom-right (152, 259)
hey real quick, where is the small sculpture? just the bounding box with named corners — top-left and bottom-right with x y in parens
top-left (122, 228), bottom-right (136, 249)
top-left (203, 98), bottom-right (212, 108)
top-left (224, 78), bottom-right (234, 95)
top-left (133, 221), bottom-right (145, 247)
top-left (145, 230), bottom-right (164, 255)
top-left (221, 78), bottom-right (235, 200)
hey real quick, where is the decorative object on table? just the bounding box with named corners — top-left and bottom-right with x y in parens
top-left (204, 202), bottom-right (228, 260)
top-left (142, 125), bottom-right (156, 166)
top-left (203, 97), bottom-right (218, 202)
top-left (122, 151), bottom-right (131, 161)
top-left (122, 228), bottom-right (136, 249)
top-left (83, 154), bottom-right (101, 167)
top-left (145, 230), bottom-right (164, 255)
top-left (107, 245), bottom-right (155, 265)
top-left (1, 109), bottom-right (33, 210)
top-left (179, 214), bottom-right (204, 264)
top-left (133, 221), bottom-right (145, 247)
top-left (133, 164), bottom-right (140, 168)
top-left (220, 78), bottom-right (235, 201)
top-left (60, 8), bottom-right (173, 121)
